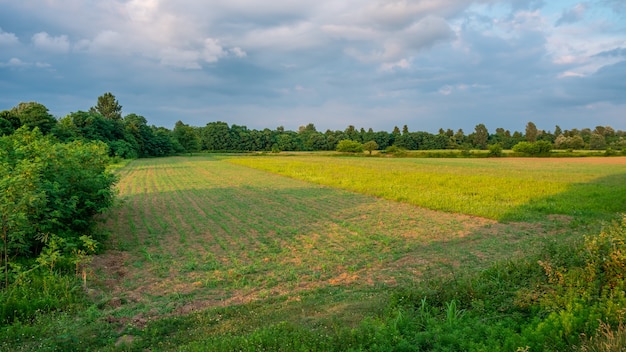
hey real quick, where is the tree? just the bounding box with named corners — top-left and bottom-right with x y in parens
top-left (0, 110), bottom-right (21, 136)
top-left (202, 121), bottom-right (231, 151)
top-left (525, 121), bottom-right (538, 142)
top-left (12, 102), bottom-right (57, 135)
top-left (554, 125), bottom-right (563, 137)
top-left (473, 124), bottom-right (489, 149)
top-left (589, 133), bottom-right (607, 150)
top-left (363, 140), bottom-right (379, 155)
top-left (345, 125), bottom-right (359, 141)
top-left (90, 92), bottom-right (122, 121)
top-left (173, 120), bottom-right (201, 154)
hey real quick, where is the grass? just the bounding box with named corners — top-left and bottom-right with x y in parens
top-left (2, 154), bottom-right (626, 351)
top-left (227, 155), bottom-right (626, 222)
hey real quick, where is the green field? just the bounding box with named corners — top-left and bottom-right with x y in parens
top-left (4, 155), bottom-right (626, 351)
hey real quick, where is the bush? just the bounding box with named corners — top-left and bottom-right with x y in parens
top-left (384, 145), bottom-right (407, 156)
top-left (336, 139), bottom-right (364, 153)
top-left (512, 141), bottom-right (552, 155)
top-left (488, 143), bottom-right (503, 157)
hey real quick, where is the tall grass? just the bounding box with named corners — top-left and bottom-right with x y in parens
top-left (227, 156), bottom-right (626, 222)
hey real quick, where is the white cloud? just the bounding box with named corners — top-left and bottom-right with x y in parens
top-left (202, 38), bottom-right (226, 63)
top-left (230, 47), bottom-right (247, 58)
top-left (32, 32), bottom-right (70, 53)
top-left (381, 58), bottom-right (410, 71)
top-left (0, 57), bottom-right (51, 69)
top-left (362, 0), bottom-right (469, 29)
top-left (0, 58), bottom-right (27, 68)
top-left (558, 71), bottom-right (585, 78)
top-left (0, 28), bottom-right (19, 45)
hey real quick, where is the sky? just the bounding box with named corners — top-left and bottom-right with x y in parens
top-left (0, 0), bottom-right (624, 133)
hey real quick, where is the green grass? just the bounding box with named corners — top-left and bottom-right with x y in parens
top-left (2, 154), bottom-right (626, 351)
top-left (227, 155), bottom-right (626, 222)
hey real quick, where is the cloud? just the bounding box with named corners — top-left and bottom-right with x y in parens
top-left (556, 3), bottom-right (587, 26)
top-left (32, 32), bottom-right (70, 53)
top-left (229, 47), bottom-right (247, 58)
top-left (381, 59), bottom-right (410, 71)
top-left (0, 58), bottom-right (27, 68)
top-left (362, 0), bottom-right (470, 29)
top-left (343, 15), bottom-right (454, 66)
top-left (0, 57), bottom-right (51, 69)
top-left (0, 28), bottom-right (19, 45)
top-left (202, 38), bottom-right (227, 63)
top-left (0, 0), bottom-right (624, 133)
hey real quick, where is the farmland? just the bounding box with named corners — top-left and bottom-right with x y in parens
top-left (4, 154), bottom-right (626, 351)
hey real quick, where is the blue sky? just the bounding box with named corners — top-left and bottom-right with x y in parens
top-left (0, 0), bottom-right (624, 133)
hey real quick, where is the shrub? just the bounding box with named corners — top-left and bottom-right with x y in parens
top-left (336, 139), bottom-right (364, 153)
top-left (384, 145), bottom-right (407, 156)
top-left (488, 143), bottom-right (503, 157)
top-left (512, 141), bottom-right (552, 155)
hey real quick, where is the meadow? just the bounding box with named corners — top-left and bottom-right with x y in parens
top-left (2, 154), bottom-right (626, 351)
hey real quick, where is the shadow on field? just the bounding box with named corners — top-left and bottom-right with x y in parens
top-left (499, 172), bottom-right (626, 223)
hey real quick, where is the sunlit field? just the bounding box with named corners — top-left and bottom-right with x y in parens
top-left (228, 155), bottom-right (626, 222)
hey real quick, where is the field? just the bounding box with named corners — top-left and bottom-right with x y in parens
top-left (5, 154), bottom-right (626, 350)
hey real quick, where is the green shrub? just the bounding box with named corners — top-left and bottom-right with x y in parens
top-left (336, 139), bottom-right (364, 153)
top-left (384, 145), bottom-right (407, 156)
top-left (488, 143), bottom-right (503, 157)
top-left (512, 141), bottom-right (553, 155)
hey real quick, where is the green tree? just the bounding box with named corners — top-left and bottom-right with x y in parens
top-left (363, 140), bottom-right (379, 155)
top-left (90, 92), bottom-right (122, 121)
top-left (589, 133), bottom-right (607, 150)
top-left (554, 125), bottom-right (563, 137)
top-left (525, 121), bottom-right (538, 142)
top-left (202, 121), bottom-right (231, 151)
top-left (173, 120), bottom-right (201, 154)
top-left (345, 125), bottom-right (359, 141)
top-left (12, 102), bottom-right (57, 135)
top-left (0, 110), bottom-right (21, 136)
top-left (473, 124), bottom-right (489, 149)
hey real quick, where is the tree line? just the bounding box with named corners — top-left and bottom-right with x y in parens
top-left (2, 93), bottom-right (625, 157)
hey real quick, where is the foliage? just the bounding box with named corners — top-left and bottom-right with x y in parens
top-left (363, 140), bottom-right (379, 155)
top-left (473, 123), bottom-right (489, 149)
top-left (173, 120), bottom-right (201, 154)
top-left (336, 139), bottom-right (364, 153)
top-left (11, 102), bottom-right (57, 135)
top-left (89, 92), bottom-right (122, 121)
top-left (513, 140), bottom-right (553, 155)
top-left (0, 127), bottom-right (116, 282)
top-left (488, 143), bottom-right (503, 157)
